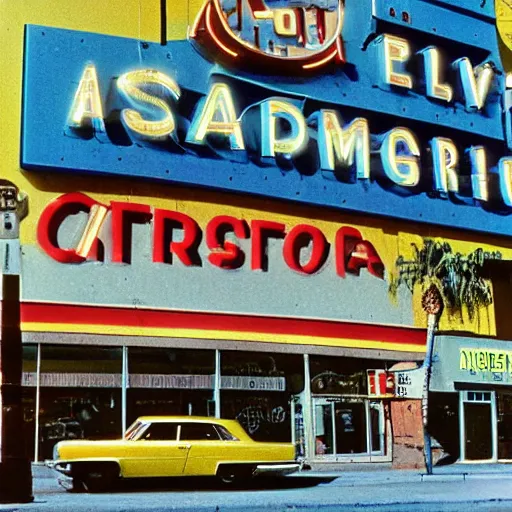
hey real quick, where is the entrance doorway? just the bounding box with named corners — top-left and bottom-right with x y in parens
top-left (460, 391), bottom-right (496, 461)
top-left (313, 397), bottom-right (385, 459)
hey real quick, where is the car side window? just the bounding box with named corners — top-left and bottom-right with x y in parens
top-left (140, 423), bottom-right (178, 441)
top-left (179, 423), bottom-right (221, 441)
top-left (215, 425), bottom-right (239, 441)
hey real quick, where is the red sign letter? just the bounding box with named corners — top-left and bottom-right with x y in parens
top-left (111, 202), bottom-right (152, 264)
top-left (37, 192), bottom-right (107, 263)
top-left (336, 226), bottom-right (384, 279)
top-left (283, 224), bottom-right (328, 275)
top-left (153, 209), bottom-right (201, 266)
top-left (206, 215), bottom-right (249, 269)
top-left (251, 220), bottom-right (286, 271)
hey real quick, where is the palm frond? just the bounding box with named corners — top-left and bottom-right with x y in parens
top-left (390, 239), bottom-right (501, 321)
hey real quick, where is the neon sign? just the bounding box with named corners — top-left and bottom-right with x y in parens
top-left (37, 192), bottom-right (385, 279)
top-left (460, 348), bottom-right (512, 374)
top-left (189, 0), bottom-right (344, 73)
top-left (65, 61), bottom-right (505, 206)
top-left (21, 14), bottom-right (509, 235)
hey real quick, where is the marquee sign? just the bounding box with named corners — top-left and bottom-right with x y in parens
top-left (431, 335), bottom-right (512, 391)
top-left (21, 0), bottom-right (511, 234)
top-left (36, 192), bottom-right (384, 279)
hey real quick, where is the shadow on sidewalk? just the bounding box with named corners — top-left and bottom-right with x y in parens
top-left (84, 475), bottom-right (337, 494)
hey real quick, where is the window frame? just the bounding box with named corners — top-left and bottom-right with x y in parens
top-left (137, 421), bottom-right (179, 441)
top-left (178, 422), bottom-right (224, 442)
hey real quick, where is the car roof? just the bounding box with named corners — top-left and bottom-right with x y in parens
top-left (136, 416), bottom-right (236, 424)
top-left (133, 416), bottom-right (252, 440)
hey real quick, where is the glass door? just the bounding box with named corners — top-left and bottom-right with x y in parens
top-left (313, 397), bottom-right (385, 458)
top-left (314, 399), bottom-right (335, 456)
top-left (334, 400), bottom-right (367, 454)
top-left (369, 401), bottom-right (385, 455)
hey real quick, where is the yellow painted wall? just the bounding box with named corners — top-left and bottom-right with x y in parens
top-left (2, 1), bottom-right (512, 338)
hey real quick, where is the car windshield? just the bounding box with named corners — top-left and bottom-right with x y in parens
top-left (124, 420), bottom-right (146, 440)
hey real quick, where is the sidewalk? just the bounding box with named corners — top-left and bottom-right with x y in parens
top-left (289, 461), bottom-right (512, 484)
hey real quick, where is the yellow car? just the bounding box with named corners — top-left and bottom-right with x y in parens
top-left (48, 416), bottom-right (300, 492)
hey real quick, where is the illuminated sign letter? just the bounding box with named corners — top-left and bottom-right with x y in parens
top-left (273, 9), bottom-right (297, 37)
top-left (316, 111), bottom-right (370, 180)
top-left (261, 100), bottom-right (308, 159)
top-left (67, 64), bottom-right (106, 136)
top-left (378, 34), bottom-right (413, 89)
top-left (117, 69), bottom-right (181, 140)
top-left (37, 193), bottom-right (108, 264)
top-left (452, 58), bottom-right (495, 111)
top-left (467, 146), bottom-right (489, 202)
top-left (380, 128), bottom-right (420, 187)
top-left (186, 83), bottom-right (245, 150)
top-left (499, 157), bottom-right (512, 207)
top-left (430, 137), bottom-right (459, 194)
top-left (418, 47), bottom-right (453, 103)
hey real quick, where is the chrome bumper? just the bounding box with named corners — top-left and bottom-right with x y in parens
top-left (253, 463), bottom-right (301, 476)
top-left (45, 460), bottom-right (72, 475)
top-left (45, 460), bottom-right (76, 490)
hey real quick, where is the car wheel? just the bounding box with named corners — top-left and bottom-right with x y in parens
top-left (78, 463), bottom-right (119, 493)
top-left (219, 472), bottom-right (238, 485)
top-left (217, 465), bottom-right (253, 486)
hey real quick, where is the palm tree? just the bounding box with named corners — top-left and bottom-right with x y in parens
top-left (389, 239), bottom-right (501, 474)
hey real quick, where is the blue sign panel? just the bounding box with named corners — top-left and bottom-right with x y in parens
top-left (21, 0), bottom-right (512, 235)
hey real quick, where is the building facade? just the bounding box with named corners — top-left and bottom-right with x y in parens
top-left (2, 0), bottom-right (512, 468)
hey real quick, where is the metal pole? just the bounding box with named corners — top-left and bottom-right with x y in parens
top-left (491, 391), bottom-right (498, 461)
top-left (303, 354), bottom-right (314, 462)
top-left (121, 346), bottom-right (128, 436)
top-left (34, 343), bottom-right (41, 463)
top-left (421, 313), bottom-right (437, 475)
top-left (214, 350), bottom-right (221, 418)
top-left (459, 391), bottom-right (465, 461)
top-left (365, 399), bottom-right (371, 456)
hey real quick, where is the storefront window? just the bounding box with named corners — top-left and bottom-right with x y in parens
top-left (36, 345), bottom-right (123, 461)
top-left (221, 391), bottom-right (291, 442)
top-left (127, 348), bottom-right (215, 426)
top-left (128, 347), bottom-right (214, 375)
top-left (309, 356), bottom-right (391, 395)
top-left (221, 351), bottom-right (303, 391)
top-left (39, 388), bottom-right (122, 459)
top-left (220, 351), bottom-right (301, 442)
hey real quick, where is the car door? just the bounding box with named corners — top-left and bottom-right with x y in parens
top-left (120, 422), bottom-right (190, 477)
top-left (180, 422), bottom-right (226, 475)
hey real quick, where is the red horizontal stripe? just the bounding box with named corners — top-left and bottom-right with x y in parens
top-left (21, 303), bottom-right (425, 346)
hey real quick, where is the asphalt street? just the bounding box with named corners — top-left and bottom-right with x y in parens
top-left (1, 467), bottom-right (512, 512)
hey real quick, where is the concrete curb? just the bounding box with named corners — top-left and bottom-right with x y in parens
top-left (292, 470), bottom-right (512, 485)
